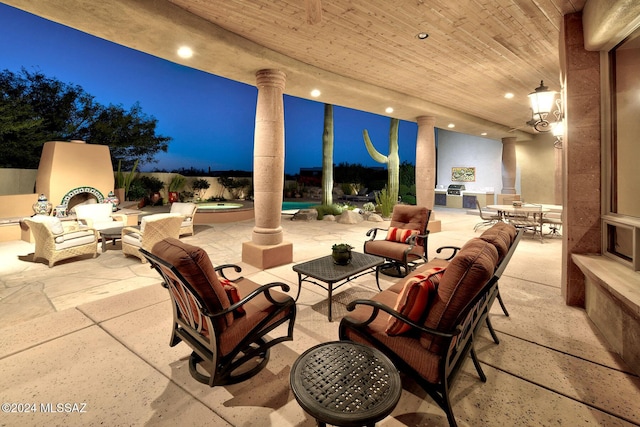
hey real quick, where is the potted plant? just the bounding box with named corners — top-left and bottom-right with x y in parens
top-left (114, 159), bottom-right (139, 202)
top-left (127, 178), bottom-right (147, 208)
top-left (191, 178), bottom-right (211, 201)
top-left (140, 176), bottom-right (165, 206)
top-left (331, 243), bottom-right (354, 265)
top-left (168, 174), bottom-right (187, 203)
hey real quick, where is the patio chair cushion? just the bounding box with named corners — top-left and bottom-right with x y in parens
top-left (385, 226), bottom-right (419, 243)
top-left (170, 202), bottom-right (196, 217)
top-left (122, 232), bottom-right (143, 247)
top-left (74, 203), bottom-right (125, 230)
top-left (479, 222), bottom-right (517, 263)
top-left (54, 230), bottom-right (97, 244)
top-left (420, 238), bottom-right (498, 352)
top-left (340, 286), bottom-right (444, 383)
top-left (385, 267), bottom-right (444, 336)
top-left (152, 238), bottom-right (234, 329)
top-left (29, 214), bottom-right (64, 234)
top-left (219, 277), bottom-right (246, 317)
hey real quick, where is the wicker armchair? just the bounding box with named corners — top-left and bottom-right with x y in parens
top-left (74, 203), bottom-right (126, 230)
top-left (121, 213), bottom-right (182, 263)
top-left (23, 215), bottom-right (99, 267)
top-left (169, 202), bottom-right (198, 236)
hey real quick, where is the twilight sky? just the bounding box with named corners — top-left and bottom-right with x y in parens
top-left (0, 3), bottom-right (419, 174)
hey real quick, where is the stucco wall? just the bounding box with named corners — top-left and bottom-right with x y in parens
top-left (517, 134), bottom-right (557, 205)
top-left (0, 168), bottom-right (38, 195)
top-left (436, 129), bottom-right (503, 194)
top-left (436, 128), bottom-right (556, 205)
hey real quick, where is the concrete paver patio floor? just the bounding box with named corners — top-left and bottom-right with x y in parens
top-left (1, 207), bottom-right (639, 426)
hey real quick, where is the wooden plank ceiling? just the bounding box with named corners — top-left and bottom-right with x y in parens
top-left (168, 0), bottom-right (586, 135)
top-left (3, 0), bottom-right (587, 138)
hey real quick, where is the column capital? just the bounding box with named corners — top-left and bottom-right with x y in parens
top-left (501, 136), bottom-right (517, 145)
top-left (255, 69), bottom-right (286, 90)
top-left (416, 116), bottom-right (436, 127)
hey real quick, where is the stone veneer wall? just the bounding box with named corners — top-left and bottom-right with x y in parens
top-left (561, 12), bottom-right (602, 307)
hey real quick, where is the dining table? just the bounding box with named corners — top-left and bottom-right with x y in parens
top-left (487, 204), bottom-right (550, 242)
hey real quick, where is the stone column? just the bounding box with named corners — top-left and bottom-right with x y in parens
top-left (561, 12), bottom-right (601, 307)
top-left (242, 69), bottom-right (292, 269)
top-left (415, 116), bottom-right (440, 232)
top-left (501, 137), bottom-right (517, 194)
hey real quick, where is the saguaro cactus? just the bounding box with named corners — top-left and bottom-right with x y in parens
top-left (363, 117), bottom-right (400, 205)
top-left (322, 104), bottom-right (334, 206)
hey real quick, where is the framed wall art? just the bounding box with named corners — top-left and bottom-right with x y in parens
top-left (451, 167), bottom-right (476, 182)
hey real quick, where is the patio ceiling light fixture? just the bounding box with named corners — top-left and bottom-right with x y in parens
top-left (527, 80), bottom-right (557, 132)
top-left (177, 46), bottom-right (193, 58)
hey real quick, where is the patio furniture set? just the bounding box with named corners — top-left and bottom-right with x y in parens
top-left (22, 202), bottom-right (197, 267)
top-left (476, 199), bottom-right (563, 242)
top-left (138, 204), bottom-right (522, 426)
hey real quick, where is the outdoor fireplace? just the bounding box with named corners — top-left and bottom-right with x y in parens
top-left (35, 141), bottom-right (115, 213)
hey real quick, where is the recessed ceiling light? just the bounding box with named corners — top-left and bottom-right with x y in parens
top-left (177, 46), bottom-right (193, 58)
top-left (481, 132), bottom-right (488, 136)
top-left (310, 89), bottom-right (321, 97)
top-left (416, 32), bottom-right (429, 40)
top-left (447, 123), bottom-right (455, 128)
top-left (385, 107), bottom-right (394, 114)
top-left (504, 92), bottom-right (514, 99)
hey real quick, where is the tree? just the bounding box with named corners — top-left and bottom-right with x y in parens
top-left (321, 104), bottom-right (334, 205)
top-left (0, 68), bottom-right (170, 169)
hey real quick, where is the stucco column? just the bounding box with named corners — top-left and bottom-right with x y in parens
top-left (242, 69), bottom-right (292, 269)
top-left (415, 116), bottom-right (436, 209)
top-left (415, 116), bottom-right (441, 232)
top-left (501, 137), bottom-right (517, 194)
top-left (554, 144), bottom-right (563, 205)
top-left (252, 69), bottom-right (285, 245)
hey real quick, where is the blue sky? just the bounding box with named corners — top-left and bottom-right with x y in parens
top-left (0, 3), bottom-right (419, 174)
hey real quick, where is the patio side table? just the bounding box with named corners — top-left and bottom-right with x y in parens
top-left (290, 341), bottom-right (401, 427)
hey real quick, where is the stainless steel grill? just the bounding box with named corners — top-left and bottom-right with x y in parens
top-left (447, 184), bottom-right (466, 195)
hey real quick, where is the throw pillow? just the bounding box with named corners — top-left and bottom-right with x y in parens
top-left (386, 267), bottom-right (445, 336)
top-left (385, 226), bottom-right (419, 243)
top-left (219, 277), bottom-right (246, 317)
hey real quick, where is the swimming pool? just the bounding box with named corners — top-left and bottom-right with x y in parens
top-left (282, 201), bottom-right (318, 210)
top-left (196, 202), bottom-right (243, 210)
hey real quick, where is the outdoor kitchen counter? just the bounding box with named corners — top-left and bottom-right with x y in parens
top-left (435, 189), bottom-right (494, 208)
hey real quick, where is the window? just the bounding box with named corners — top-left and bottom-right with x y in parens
top-left (604, 28), bottom-right (640, 270)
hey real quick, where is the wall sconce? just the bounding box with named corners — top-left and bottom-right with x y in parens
top-left (527, 80), bottom-right (557, 132)
top-left (552, 120), bottom-right (564, 148)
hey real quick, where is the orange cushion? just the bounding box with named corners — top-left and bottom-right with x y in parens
top-left (385, 226), bottom-right (419, 243)
top-left (220, 277), bottom-right (246, 317)
top-left (386, 267), bottom-right (445, 336)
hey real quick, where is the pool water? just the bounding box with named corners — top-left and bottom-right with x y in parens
top-left (197, 202), bottom-right (243, 210)
top-left (282, 201), bottom-right (317, 210)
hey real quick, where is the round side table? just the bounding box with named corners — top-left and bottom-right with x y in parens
top-left (290, 341), bottom-right (401, 427)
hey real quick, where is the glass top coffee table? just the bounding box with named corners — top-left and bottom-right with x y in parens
top-left (292, 252), bottom-right (383, 321)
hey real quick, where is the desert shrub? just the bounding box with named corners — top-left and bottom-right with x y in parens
top-left (314, 203), bottom-right (343, 219)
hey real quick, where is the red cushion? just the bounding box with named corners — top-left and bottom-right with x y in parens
top-left (386, 267), bottom-right (445, 336)
top-left (219, 277), bottom-right (246, 317)
top-left (385, 226), bottom-right (419, 243)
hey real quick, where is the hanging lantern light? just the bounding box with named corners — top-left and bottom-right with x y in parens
top-left (528, 80), bottom-right (557, 132)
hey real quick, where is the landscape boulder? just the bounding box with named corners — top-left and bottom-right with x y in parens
top-left (337, 210), bottom-right (363, 224)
